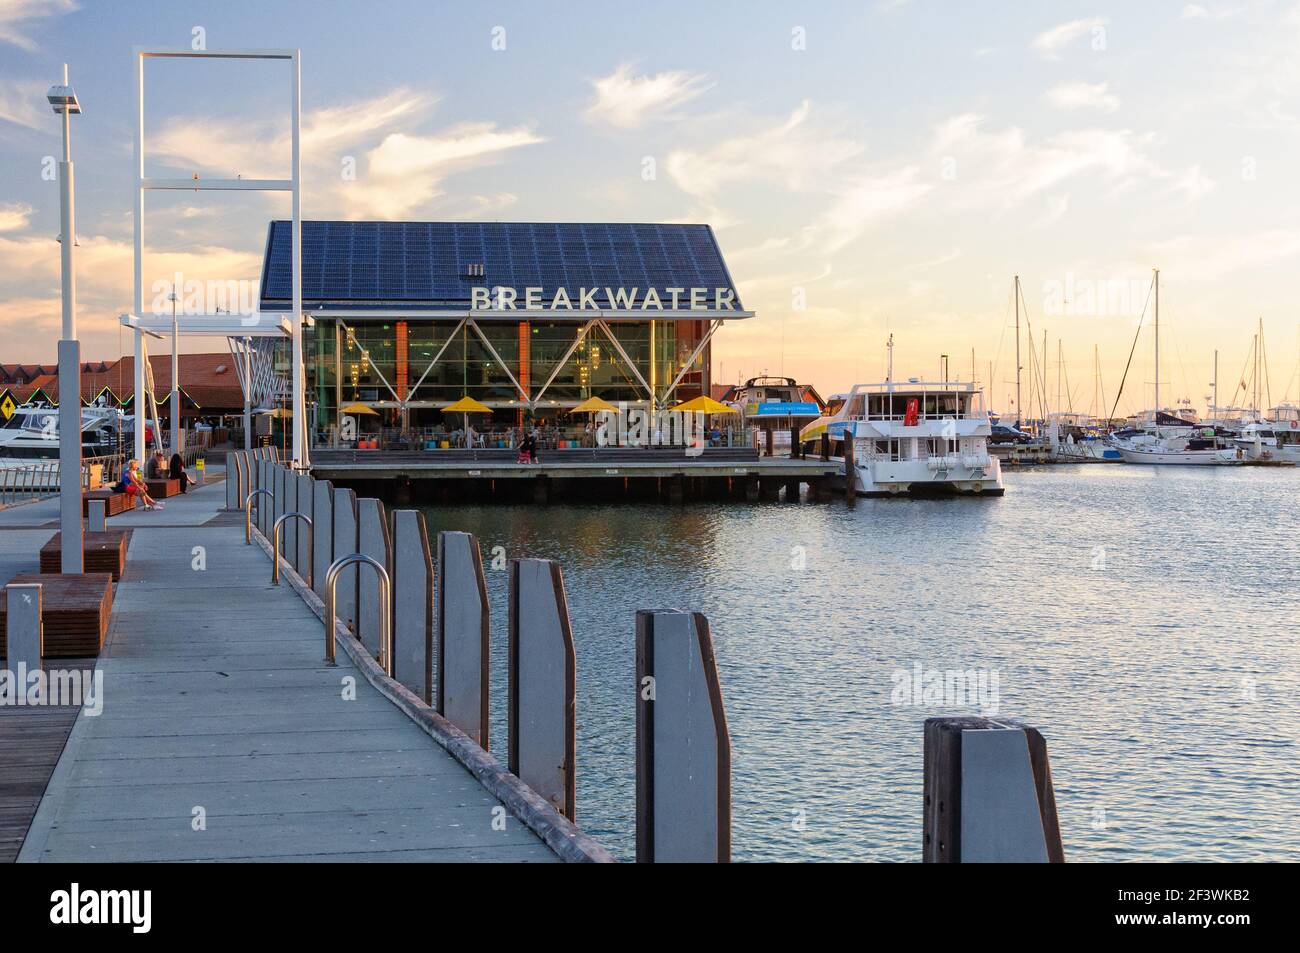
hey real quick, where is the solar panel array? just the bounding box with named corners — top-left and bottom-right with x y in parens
top-left (260, 221), bottom-right (741, 310)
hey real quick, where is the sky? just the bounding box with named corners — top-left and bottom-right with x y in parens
top-left (2, 0), bottom-right (1299, 417)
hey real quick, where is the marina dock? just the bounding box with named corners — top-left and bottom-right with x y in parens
top-left (310, 447), bottom-right (842, 503)
top-left (1, 473), bottom-right (564, 862)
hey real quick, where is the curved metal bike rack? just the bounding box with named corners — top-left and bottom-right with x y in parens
top-left (245, 489), bottom-right (274, 545)
top-left (272, 512), bottom-right (313, 587)
top-left (323, 553), bottom-right (391, 674)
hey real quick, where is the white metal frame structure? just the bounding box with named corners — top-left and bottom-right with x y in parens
top-left (132, 48), bottom-right (304, 465)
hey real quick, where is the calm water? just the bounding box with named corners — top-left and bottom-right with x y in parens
top-left (419, 464), bottom-right (1300, 861)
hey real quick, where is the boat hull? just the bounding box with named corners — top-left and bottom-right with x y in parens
top-left (1115, 446), bottom-right (1242, 465)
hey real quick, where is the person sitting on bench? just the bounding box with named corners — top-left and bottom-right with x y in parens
top-left (145, 449), bottom-right (167, 479)
top-left (115, 459), bottom-right (162, 510)
top-left (169, 452), bottom-right (195, 494)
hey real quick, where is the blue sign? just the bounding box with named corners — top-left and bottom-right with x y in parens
top-left (749, 401), bottom-right (819, 417)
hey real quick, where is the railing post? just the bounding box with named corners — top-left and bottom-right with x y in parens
top-left (332, 487), bottom-right (359, 631)
top-left (635, 609), bottom-right (730, 863)
top-left (357, 498), bottom-right (392, 661)
top-left (272, 512), bottom-right (313, 587)
top-left (436, 530), bottom-right (490, 749)
top-left (923, 716), bottom-right (1064, 863)
top-left (225, 451), bottom-right (241, 510)
top-left (311, 479), bottom-right (334, 600)
top-left (508, 558), bottom-right (577, 820)
top-left (391, 510), bottom-right (433, 705)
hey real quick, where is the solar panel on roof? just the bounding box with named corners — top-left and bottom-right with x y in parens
top-left (260, 221), bottom-right (740, 311)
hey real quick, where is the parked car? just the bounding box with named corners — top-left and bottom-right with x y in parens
top-left (989, 424), bottom-right (1033, 445)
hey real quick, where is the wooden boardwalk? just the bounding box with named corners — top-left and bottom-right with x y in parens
top-left (11, 477), bottom-right (557, 862)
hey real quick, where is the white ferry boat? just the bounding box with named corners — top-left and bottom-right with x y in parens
top-left (799, 378), bottom-right (1004, 497)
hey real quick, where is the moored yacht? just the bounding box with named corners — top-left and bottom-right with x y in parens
top-left (0, 404), bottom-right (122, 460)
top-left (799, 377), bottom-right (1004, 496)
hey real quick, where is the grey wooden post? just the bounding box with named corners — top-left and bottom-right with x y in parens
top-left (923, 716), bottom-right (1064, 863)
top-left (274, 466), bottom-right (288, 546)
top-left (281, 466), bottom-right (297, 574)
top-left (86, 499), bottom-right (106, 533)
top-left (357, 498), bottom-right (392, 660)
top-left (508, 558), bottom-right (576, 820)
top-left (5, 583), bottom-right (43, 673)
top-left (436, 531), bottom-right (490, 749)
top-left (311, 479), bottom-right (334, 600)
top-left (392, 510), bottom-right (433, 705)
top-left (258, 460), bottom-right (272, 538)
top-left (237, 451), bottom-right (251, 512)
top-left (225, 452), bottom-right (240, 509)
top-left (295, 471), bottom-right (314, 578)
top-left (635, 609), bottom-right (730, 863)
top-left (332, 487), bottom-right (360, 631)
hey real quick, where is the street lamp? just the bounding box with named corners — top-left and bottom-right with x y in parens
top-left (48, 64), bottom-right (83, 573)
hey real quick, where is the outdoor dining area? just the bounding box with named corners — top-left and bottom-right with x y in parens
top-left (326, 395), bottom-right (751, 453)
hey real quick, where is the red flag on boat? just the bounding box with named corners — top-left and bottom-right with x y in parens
top-left (903, 398), bottom-right (919, 426)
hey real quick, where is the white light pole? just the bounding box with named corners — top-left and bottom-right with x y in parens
top-left (49, 65), bottom-right (83, 573)
top-left (169, 288), bottom-right (181, 454)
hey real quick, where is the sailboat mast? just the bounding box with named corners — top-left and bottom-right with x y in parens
top-left (1213, 349), bottom-right (1218, 420)
top-left (1153, 267), bottom-right (1160, 415)
top-left (1014, 275), bottom-right (1022, 427)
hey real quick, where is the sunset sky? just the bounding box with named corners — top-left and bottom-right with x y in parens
top-left (2, 0), bottom-right (1299, 416)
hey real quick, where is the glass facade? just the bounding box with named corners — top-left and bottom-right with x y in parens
top-left (303, 317), bottom-right (709, 441)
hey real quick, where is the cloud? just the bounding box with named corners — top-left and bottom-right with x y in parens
top-left (931, 113), bottom-right (1167, 211)
top-left (1142, 229), bottom-right (1300, 280)
top-left (0, 201), bottom-right (32, 231)
top-left (0, 78), bottom-right (48, 130)
top-left (810, 167), bottom-right (934, 253)
top-left (665, 100), bottom-right (863, 204)
top-left (0, 0), bottom-right (76, 51)
top-left (341, 124), bottom-right (543, 218)
top-left (147, 86), bottom-right (543, 219)
top-left (1181, 4), bottom-right (1241, 20)
top-left (1166, 165), bottom-right (1215, 203)
top-left (1044, 81), bottom-right (1120, 112)
top-left (1031, 17), bottom-right (1108, 58)
top-left (585, 64), bottom-right (712, 129)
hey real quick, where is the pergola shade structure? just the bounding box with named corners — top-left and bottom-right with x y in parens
top-left (257, 221), bottom-right (753, 439)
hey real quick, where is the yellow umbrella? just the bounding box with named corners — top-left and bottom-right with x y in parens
top-left (568, 396), bottom-right (618, 414)
top-left (442, 395), bottom-right (493, 444)
top-left (442, 396), bottom-right (493, 414)
top-left (672, 395), bottom-right (737, 414)
top-left (341, 402), bottom-right (379, 415)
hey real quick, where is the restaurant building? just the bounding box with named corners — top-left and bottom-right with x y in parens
top-left (258, 220), bottom-right (753, 439)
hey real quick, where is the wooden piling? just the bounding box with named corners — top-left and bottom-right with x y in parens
top-left (923, 716), bottom-right (1064, 863)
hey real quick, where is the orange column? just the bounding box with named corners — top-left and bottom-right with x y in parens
top-left (395, 321), bottom-right (408, 432)
top-left (517, 321), bottom-right (530, 429)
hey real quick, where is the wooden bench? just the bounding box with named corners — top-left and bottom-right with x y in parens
top-left (82, 489), bottom-right (135, 518)
top-left (40, 531), bottom-right (128, 581)
top-left (145, 477), bottom-right (181, 498)
top-left (0, 573), bottom-right (113, 659)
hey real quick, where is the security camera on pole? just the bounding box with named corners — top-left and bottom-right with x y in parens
top-left (49, 65), bottom-right (83, 573)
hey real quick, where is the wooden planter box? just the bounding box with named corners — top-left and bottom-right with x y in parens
top-left (0, 573), bottom-right (113, 659)
top-left (145, 478), bottom-right (181, 498)
top-left (40, 531), bottom-right (128, 581)
top-left (82, 489), bottom-right (135, 518)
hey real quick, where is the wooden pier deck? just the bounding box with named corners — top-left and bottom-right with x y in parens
top-left (5, 475), bottom-right (557, 863)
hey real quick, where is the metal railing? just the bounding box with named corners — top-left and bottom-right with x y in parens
top-left (272, 512), bottom-right (313, 587)
top-left (323, 553), bottom-right (391, 674)
top-left (244, 489), bottom-right (273, 544)
top-left (0, 452), bottom-right (126, 508)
